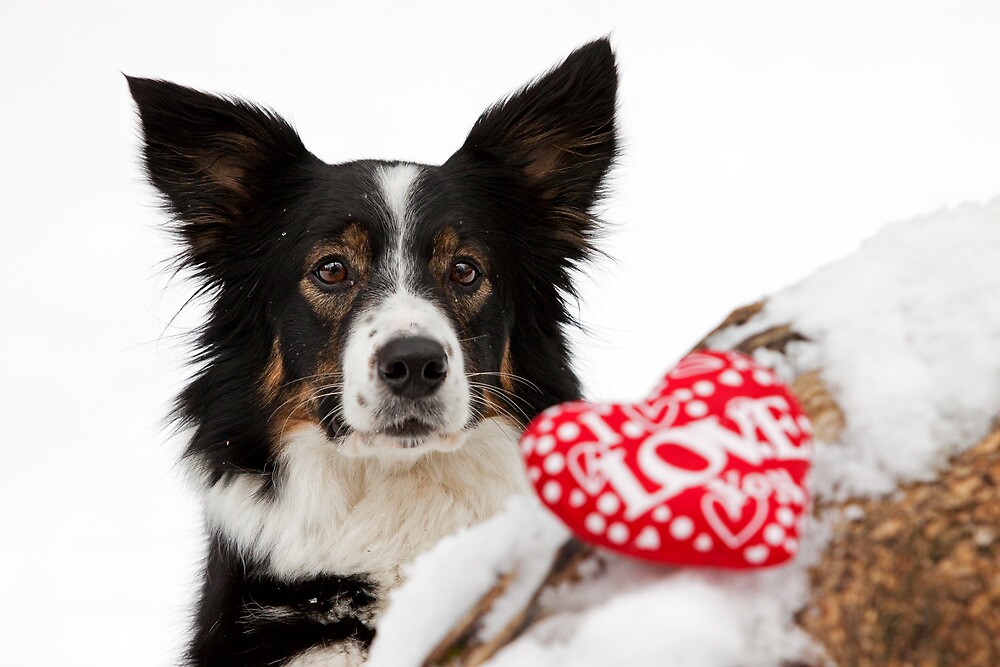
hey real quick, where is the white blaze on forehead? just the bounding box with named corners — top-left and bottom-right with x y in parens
top-left (376, 163), bottom-right (423, 290)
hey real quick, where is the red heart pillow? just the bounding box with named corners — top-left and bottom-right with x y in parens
top-left (521, 350), bottom-right (812, 568)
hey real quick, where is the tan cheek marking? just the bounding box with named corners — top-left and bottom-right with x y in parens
top-left (481, 388), bottom-right (521, 429)
top-left (258, 337), bottom-right (319, 451)
top-left (269, 383), bottom-right (317, 450)
top-left (469, 338), bottom-right (521, 428)
top-left (269, 349), bottom-right (346, 453)
top-left (260, 338), bottom-right (284, 404)
top-left (499, 338), bottom-right (517, 397)
top-left (481, 388), bottom-right (502, 420)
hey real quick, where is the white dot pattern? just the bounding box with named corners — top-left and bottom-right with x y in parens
top-left (776, 507), bottom-right (795, 526)
top-left (669, 516), bottom-right (695, 540)
top-left (535, 435), bottom-right (556, 455)
top-left (718, 369), bottom-right (743, 386)
top-left (556, 422), bottom-right (580, 441)
top-left (744, 545), bottom-right (769, 564)
top-left (543, 452), bottom-right (565, 474)
top-left (652, 506), bottom-right (672, 523)
top-left (684, 400), bottom-right (708, 418)
top-left (763, 524), bottom-right (785, 546)
top-left (542, 480), bottom-right (561, 503)
top-left (607, 522), bottom-right (629, 544)
top-left (693, 380), bottom-right (715, 397)
top-left (597, 492), bottom-right (620, 516)
top-left (585, 513), bottom-right (606, 535)
top-left (635, 526), bottom-right (661, 550)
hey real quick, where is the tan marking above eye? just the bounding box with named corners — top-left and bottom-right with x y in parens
top-left (301, 222), bottom-right (371, 319)
top-left (431, 227), bottom-right (489, 283)
top-left (303, 223), bottom-right (372, 283)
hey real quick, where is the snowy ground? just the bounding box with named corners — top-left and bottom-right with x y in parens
top-left (3, 1), bottom-right (1000, 665)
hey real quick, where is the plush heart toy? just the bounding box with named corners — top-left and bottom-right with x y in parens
top-left (521, 350), bottom-right (812, 568)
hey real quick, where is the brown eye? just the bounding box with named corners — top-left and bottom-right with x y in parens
top-left (449, 261), bottom-right (481, 288)
top-left (312, 258), bottom-right (353, 289)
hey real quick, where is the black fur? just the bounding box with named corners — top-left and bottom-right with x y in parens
top-left (130, 38), bottom-right (618, 666)
top-left (191, 538), bottom-right (377, 666)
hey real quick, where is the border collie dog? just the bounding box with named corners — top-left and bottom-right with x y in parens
top-left (130, 38), bottom-right (617, 666)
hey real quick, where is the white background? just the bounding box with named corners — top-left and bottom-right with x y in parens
top-left (2, 1), bottom-right (999, 664)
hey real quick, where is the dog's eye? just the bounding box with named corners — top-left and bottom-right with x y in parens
top-left (312, 258), bottom-right (354, 290)
top-left (449, 261), bottom-right (481, 288)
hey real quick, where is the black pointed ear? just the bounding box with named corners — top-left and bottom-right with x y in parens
top-left (127, 76), bottom-right (314, 265)
top-left (458, 38), bottom-right (618, 231)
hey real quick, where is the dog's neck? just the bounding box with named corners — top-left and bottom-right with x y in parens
top-left (199, 418), bottom-right (529, 585)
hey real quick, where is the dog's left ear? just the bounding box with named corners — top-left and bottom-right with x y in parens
top-left (454, 38), bottom-right (618, 239)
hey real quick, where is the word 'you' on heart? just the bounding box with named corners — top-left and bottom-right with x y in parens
top-left (521, 350), bottom-right (813, 569)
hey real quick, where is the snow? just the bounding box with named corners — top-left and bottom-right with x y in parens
top-left (710, 198), bottom-right (1000, 499)
top-left (488, 569), bottom-right (816, 667)
top-left (369, 199), bottom-right (1000, 664)
top-left (367, 497), bottom-right (569, 667)
top-left (5, 1), bottom-right (1000, 665)
top-left (371, 501), bottom-right (827, 666)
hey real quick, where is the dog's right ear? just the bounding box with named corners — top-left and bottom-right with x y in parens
top-left (127, 76), bottom-right (315, 268)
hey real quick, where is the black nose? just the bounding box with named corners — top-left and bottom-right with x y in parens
top-left (376, 336), bottom-right (448, 398)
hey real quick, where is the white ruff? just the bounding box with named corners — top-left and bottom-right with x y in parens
top-left (201, 419), bottom-right (530, 582)
top-left (285, 642), bottom-right (365, 667)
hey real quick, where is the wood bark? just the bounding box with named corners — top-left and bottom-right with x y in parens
top-left (422, 303), bottom-right (1000, 666)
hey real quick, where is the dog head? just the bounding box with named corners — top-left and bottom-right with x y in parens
top-left (130, 39), bottom-right (618, 476)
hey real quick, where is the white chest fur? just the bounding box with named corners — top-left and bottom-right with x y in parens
top-left (201, 418), bottom-right (530, 583)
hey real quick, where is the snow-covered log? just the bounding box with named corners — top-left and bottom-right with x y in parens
top-left (367, 199), bottom-right (1000, 667)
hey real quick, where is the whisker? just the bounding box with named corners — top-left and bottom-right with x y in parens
top-left (466, 381), bottom-right (532, 421)
top-left (466, 381), bottom-right (533, 408)
top-left (467, 393), bottom-right (524, 426)
top-left (278, 371), bottom-right (344, 390)
top-left (465, 370), bottom-right (542, 393)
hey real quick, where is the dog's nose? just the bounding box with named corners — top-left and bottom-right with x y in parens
top-left (376, 337), bottom-right (448, 398)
